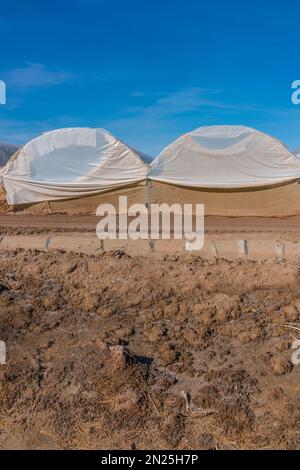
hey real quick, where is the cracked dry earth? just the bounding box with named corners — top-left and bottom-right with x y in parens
top-left (1, 249), bottom-right (300, 449)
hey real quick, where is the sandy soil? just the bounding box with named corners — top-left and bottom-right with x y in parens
top-left (1, 247), bottom-right (300, 450)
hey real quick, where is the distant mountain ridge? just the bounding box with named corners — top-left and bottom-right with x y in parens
top-left (0, 142), bottom-right (19, 167)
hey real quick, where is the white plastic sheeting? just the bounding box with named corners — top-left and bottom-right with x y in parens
top-left (150, 126), bottom-right (300, 188)
top-left (0, 128), bottom-right (149, 204)
top-left (0, 142), bottom-right (18, 167)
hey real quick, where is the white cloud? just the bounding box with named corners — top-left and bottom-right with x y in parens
top-left (1, 86), bottom-right (292, 155)
top-left (103, 87), bottom-right (267, 155)
top-left (5, 63), bottom-right (74, 89)
top-left (119, 87), bottom-right (266, 122)
top-left (0, 115), bottom-right (85, 145)
top-left (0, 118), bottom-right (34, 144)
top-left (131, 91), bottom-right (146, 97)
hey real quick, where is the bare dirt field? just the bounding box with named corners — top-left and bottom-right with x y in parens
top-left (0, 246), bottom-right (300, 449)
top-left (1, 215), bottom-right (300, 450)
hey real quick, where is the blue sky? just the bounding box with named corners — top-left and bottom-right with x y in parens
top-left (1, 0), bottom-right (300, 155)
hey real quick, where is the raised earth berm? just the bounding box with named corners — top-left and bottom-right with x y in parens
top-left (0, 232), bottom-right (300, 259)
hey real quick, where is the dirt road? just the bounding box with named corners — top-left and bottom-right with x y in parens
top-left (0, 214), bottom-right (300, 233)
